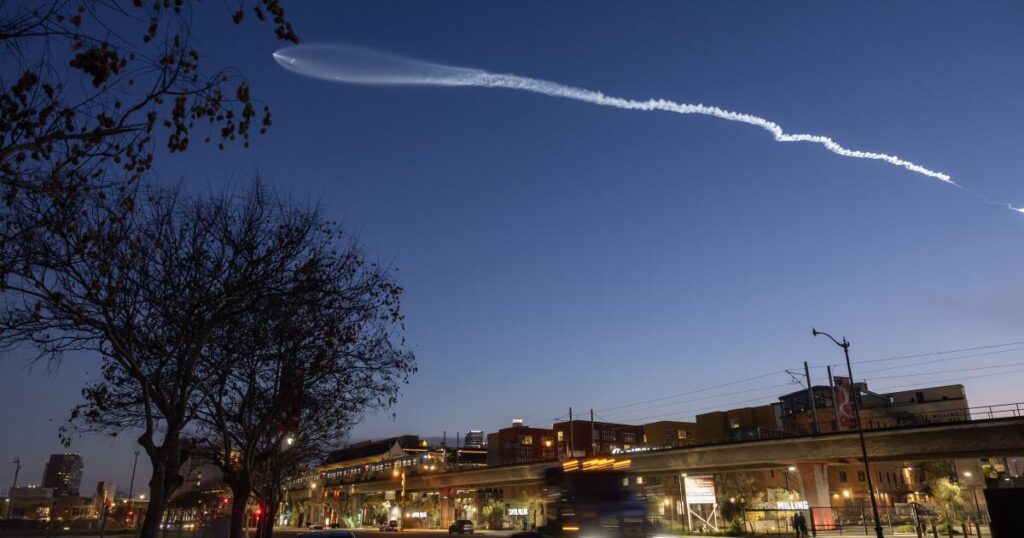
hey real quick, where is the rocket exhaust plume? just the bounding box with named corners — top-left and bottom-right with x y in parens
top-left (274, 44), bottom-right (1023, 215)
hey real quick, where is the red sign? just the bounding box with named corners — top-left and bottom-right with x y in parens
top-left (833, 376), bottom-right (859, 430)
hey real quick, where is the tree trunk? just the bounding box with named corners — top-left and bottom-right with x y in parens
top-left (252, 474), bottom-right (282, 538)
top-left (139, 437), bottom-right (185, 538)
top-left (229, 483), bottom-right (252, 538)
top-left (258, 491), bottom-right (279, 538)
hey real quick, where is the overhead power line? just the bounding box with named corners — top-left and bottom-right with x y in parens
top-left (597, 382), bottom-right (797, 422)
top-left (858, 339), bottom-right (1024, 365)
top-left (856, 347), bottom-right (1024, 375)
top-left (864, 362), bottom-right (1024, 381)
top-left (598, 366), bottom-right (786, 414)
top-left (868, 367), bottom-right (1024, 394)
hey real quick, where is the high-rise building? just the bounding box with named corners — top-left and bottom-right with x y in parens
top-left (463, 430), bottom-right (485, 448)
top-left (42, 454), bottom-right (83, 497)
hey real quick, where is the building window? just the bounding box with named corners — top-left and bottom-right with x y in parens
top-left (602, 430), bottom-right (616, 441)
top-left (624, 433), bottom-right (637, 443)
top-left (857, 471), bottom-right (866, 482)
top-left (522, 435), bottom-right (533, 445)
top-left (557, 431), bottom-right (563, 441)
top-left (636, 476), bottom-right (643, 485)
top-left (839, 471), bottom-right (848, 483)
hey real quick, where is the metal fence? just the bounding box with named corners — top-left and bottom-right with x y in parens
top-left (740, 504), bottom-right (989, 537)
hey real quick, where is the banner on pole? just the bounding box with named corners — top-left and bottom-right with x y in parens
top-left (833, 376), bottom-right (859, 430)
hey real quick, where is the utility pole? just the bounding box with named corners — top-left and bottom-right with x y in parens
top-left (813, 328), bottom-right (883, 538)
top-left (589, 409), bottom-right (596, 456)
top-left (804, 361), bottom-right (820, 433)
top-left (127, 450), bottom-right (139, 529)
top-left (827, 366), bottom-right (841, 431)
top-left (7, 457), bottom-right (20, 519)
top-left (568, 408), bottom-right (574, 458)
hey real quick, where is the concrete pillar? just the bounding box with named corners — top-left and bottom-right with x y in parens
top-left (440, 488), bottom-right (451, 528)
top-left (796, 462), bottom-right (835, 528)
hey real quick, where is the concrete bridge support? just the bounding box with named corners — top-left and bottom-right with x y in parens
top-left (796, 462), bottom-right (835, 528)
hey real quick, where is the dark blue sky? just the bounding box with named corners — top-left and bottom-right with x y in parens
top-left (3, 1), bottom-right (1024, 492)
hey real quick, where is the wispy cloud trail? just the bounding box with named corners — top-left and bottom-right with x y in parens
top-left (273, 44), bottom-right (1024, 215)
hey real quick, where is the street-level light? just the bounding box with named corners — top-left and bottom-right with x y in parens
top-left (813, 328), bottom-right (883, 538)
top-left (286, 436), bottom-right (295, 446)
top-left (963, 471), bottom-right (972, 478)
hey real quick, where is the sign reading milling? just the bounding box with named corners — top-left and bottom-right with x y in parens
top-left (833, 376), bottom-right (859, 431)
top-left (684, 475), bottom-right (717, 505)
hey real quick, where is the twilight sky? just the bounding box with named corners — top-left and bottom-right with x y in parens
top-left (2, 1), bottom-right (1023, 493)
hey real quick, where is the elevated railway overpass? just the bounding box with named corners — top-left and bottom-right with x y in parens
top-left (292, 417), bottom-right (1024, 528)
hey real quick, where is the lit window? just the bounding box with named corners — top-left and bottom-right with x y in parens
top-left (522, 435), bottom-right (533, 445)
top-left (636, 476), bottom-right (643, 484)
top-left (557, 431), bottom-right (563, 441)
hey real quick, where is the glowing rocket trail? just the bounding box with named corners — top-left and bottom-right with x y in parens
top-left (273, 44), bottom-right (1024, 214)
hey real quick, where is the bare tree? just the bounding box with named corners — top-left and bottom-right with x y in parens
top-left (190, 189), bottom-right (415, 538)
top-left (0, 180), bottom-right (364, 538)
top-left (1, 0), bottom-right (297, 281)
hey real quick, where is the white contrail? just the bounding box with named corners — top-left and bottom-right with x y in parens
top-left (470, 73), bottom-right (956, 185)
top-left (274, 44), bottom-right (1024, 214)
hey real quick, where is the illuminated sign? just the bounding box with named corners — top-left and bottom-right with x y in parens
top-left (508, 508), bottom-right (528, 516)
top-left (611, 446), bottom-right (669, 455)
top-left (684, 475), bottom-right (717, 505)
top-left (776, 501), bottom-right (809, 510)
top-left (410, 512), bottom-right (428, 519)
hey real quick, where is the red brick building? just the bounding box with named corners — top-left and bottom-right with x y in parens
top-left (486, 420), bottom-right (557, 465)
top-left (553, 420), bottom-right (643, 457)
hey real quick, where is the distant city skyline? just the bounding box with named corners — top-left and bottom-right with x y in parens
top-left (3, 0), bottom-right (1024, 492)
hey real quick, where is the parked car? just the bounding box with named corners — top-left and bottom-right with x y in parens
top-left (379, 520), bottom-right (400, 532)
top-left (301, 531), bottom-right (355, 538)
top-left (449, 520), bottom-right (474, 534)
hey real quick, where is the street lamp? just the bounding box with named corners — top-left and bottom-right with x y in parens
top-left (784, 466), bottom-right (796, 491)
top-left (962, 471), bottom-right (983, 536)
top-left (679, 473), bottom-right (689, 532)
top-left (812, 328), bottom-right (883, 538)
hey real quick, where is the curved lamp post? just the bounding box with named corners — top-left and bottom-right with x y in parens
top-left (812, 328), bottom-right (883, 538)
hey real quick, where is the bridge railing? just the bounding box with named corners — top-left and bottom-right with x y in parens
top-left (887, 401), bottom-right (1024, 428)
